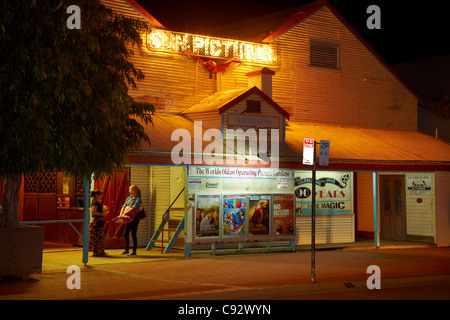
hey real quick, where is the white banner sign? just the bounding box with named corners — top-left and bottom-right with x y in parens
top-left (303, 138), bottom-right (314, 165)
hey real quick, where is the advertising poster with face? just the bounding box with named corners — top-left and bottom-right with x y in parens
top-left (249, 195), bottom-right (270, 235)
top-left (196, 194), bottom-right (220, 237)
top-left (223, 195), bottom-right (246, 237)
top-left (273, 194), bottom-right (295, 235)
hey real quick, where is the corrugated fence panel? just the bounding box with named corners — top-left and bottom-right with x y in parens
top-left (129, 165), bottom-right (151, 246)
top-left (296, 214), bottom-right (355, 245)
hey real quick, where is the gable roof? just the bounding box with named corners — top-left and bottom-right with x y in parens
top-left (182, 86), bottom-right (290, 120)
top-left (102, 0), bottom-right (165, 28)
top-left (208, 2), bottom-right (320, 43)
top-left (209, 0), bottom-right (424, 104)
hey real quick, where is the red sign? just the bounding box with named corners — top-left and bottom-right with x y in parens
top-left (303, 138), bottom-right (315, 165)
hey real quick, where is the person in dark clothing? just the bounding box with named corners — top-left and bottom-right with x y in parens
top-left (89, 189), bottom-right (107, 257)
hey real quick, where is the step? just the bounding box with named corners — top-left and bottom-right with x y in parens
top-left (163, 218), bottom-right (183, 222)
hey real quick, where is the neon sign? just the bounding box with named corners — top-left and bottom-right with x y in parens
top-left (146, 28), bottom-right (277, 65)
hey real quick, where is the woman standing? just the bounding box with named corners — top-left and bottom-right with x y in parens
top-left (120, 185), bottom-right (142, 256)
top-left (89, 189), bottom-right (107, 257)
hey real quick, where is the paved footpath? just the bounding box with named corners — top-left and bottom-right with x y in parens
top-left (1, 247), bottom-right (450, 301)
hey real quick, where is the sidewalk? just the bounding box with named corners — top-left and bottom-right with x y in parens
top-left (41, 247), bottom-right (185, 270)
top-left (40, 239), bottom-right (434, 270)
top-left (1, 246), bottom-right (449, 300)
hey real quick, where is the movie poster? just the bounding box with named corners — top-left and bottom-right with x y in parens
top-left (196, 194), bottom-right (220, 237)
top-left (249, 195), bottom-right (270, 235)
top-left (223, 195), bottom-right (246, 237)
top-left (273, 194), bottom-right (295, 235)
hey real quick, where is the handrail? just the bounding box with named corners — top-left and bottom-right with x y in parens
top-left (20, 219), bottom-right (84, 224)
top-left (160, 187), bottom-right (185, 253)
top-left (20, 219), bottom-right (85, 239)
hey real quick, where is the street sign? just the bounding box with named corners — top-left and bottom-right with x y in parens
top-left (303, 138), bottom-right (314, 165)
top-left (319, 140), bottom-right (330, 166)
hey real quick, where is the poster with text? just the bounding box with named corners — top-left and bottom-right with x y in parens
top-left (196, 194), bottom-right (220, 237)
top-left (406, 174), bottom-right (432, 195)
top-left (273, 194), bottom-right (295, 235)
top-left (294, 171), bottom-right (352, 216)
top-left (249, 195), bottom-right (271, 235)
top-left (223, 195), bottom-right (246, 237)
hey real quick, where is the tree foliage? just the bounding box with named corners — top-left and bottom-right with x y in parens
top-left (0, 0), bottom-right (154, 180)
top-left (0, 0), bottom-right (155, 227)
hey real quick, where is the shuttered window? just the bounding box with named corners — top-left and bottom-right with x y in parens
top-left (245, 100), bottom-right (261, 113)
top-left (309, 41), bottom-right (340, 70)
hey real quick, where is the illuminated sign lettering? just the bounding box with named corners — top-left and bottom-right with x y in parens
top-left (146, 28), bottom-right (277, 65)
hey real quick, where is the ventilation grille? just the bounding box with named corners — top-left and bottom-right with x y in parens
top-left (309, 41), bottom-right (340, 70)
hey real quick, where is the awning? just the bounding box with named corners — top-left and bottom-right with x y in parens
top-left (284, 122), bottom-right (450, 171)
top-left (129, 114), bottom-right (450, 171)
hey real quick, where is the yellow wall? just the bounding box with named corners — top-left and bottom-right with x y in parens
top-left (104, 2), bottom-right (419, 131)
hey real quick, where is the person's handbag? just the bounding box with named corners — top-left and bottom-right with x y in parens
top-left (136, 204), bottom-right (147, 219)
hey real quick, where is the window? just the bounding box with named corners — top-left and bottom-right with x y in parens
top-left (245, 100), bottom-right (261, 113)
top-left (309, 41), bottom-right (340, 70)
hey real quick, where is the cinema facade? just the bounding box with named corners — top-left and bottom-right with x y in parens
top-left (17, 0), bottom-right (450, 255)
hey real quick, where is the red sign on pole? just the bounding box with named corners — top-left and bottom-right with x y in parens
top-left (303, 138), bottom-right (315, 165)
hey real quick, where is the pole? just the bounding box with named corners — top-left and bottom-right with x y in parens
top-left (82, 178), bottom-right (90, 265)
top-left (311, 141), bottom-right (317, 282)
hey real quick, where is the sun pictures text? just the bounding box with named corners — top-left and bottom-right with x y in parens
top-left (171, 121), bottom-right (280, 168)
top-left (146, 29), bottom-right (277, 65)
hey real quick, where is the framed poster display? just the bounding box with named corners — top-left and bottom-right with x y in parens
top-left (248, 195), bottom-right (271, 235)
top-left (273, 194), bottom-right (295, 235)
top-left (195, 194), bottom-right (220, 238)
top-left (222, 195), bottom-right (246, 237)
top-left (294, 171), bottom-right (352, 216)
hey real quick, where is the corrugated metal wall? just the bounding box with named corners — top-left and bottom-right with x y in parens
top-left (296, 214), bottom-right (355, 245)
top-left (101, 0), bottom-right (217, 113)
top-left (356, 172), bottom-right (374, 233)
top-left (151, 166), bottom-right (171, 236)
top-left (435, 171), bottom-right (450, 247)
top-left (405, 174), bottom-right (435, 239)
top-left (101, 0), bottom-right (151, 23)
top-left (129, 165), bottom-right (151, 246)
top-left (271, 7), bottom-right (418, 130)
top-left (150, 166), bottom-right (185, 251)
top-left (103, 2), bottom-right (418, 132)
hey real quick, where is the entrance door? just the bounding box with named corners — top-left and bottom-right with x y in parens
top-left (379, 175), bottom-right (406, 241)
top-left (23, 171), bottom-right (57, 242)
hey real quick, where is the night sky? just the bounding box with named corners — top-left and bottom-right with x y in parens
top-left (137, 0), bottom-right (450, 64)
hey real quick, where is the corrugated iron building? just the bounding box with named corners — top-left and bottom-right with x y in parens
top-left (55, 0), bottom-right (450, 253)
